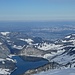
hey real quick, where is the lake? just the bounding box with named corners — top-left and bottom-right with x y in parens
top-left (11, 56), bottom-right (48, 75)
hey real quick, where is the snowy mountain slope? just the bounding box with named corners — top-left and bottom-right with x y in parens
top-left (37, 43), bottom-right (62, 51)
top-left (1, 32), bottom-right (75, 75)
top-left (0, 32), bottom-right (20, 75)
top-left (34, 68), bottom-right (75, 75)
top-left (0, 32), bottom-right (75, 62)
top-left (23, 33), bottom-right (75, 75)
top-left (0, 38), bottom-right (10, 58)
top-left (36, 34), bottom-right (75, 75)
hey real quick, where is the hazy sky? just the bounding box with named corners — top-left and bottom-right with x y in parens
top-left (0, 0), bottom-right (75, 21)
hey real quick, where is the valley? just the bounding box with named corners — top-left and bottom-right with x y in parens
top-left (0, 31), bottom-right (75, 75)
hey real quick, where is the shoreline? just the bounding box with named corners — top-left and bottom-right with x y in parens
top-left (24, 62), bottom-right (60, 75)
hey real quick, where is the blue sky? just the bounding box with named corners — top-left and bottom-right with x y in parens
top-left (0, 0), bottom-right (75, 21)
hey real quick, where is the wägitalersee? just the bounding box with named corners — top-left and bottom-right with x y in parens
top-left (11, 56), bottom-right (48, 75)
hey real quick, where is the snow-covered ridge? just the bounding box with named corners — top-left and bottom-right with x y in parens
top-left (38, 42), bottom-right (62, 51)
top-left (1, 32), bottom-right (10, 36)
top-left (0, 42), bottom-right (2, 45)
top-left (65, 35), bottom-right (71, 38)
top-left (13, 45), bottom-right (25, 50)
top-left (20, 38), bottom-right (33, 44)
